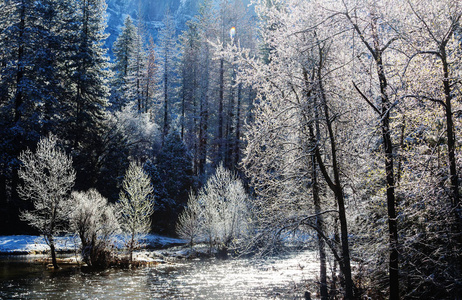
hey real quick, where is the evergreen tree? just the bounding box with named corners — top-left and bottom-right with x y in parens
top-left (143, 159), bottom-right (171, 233)
top-left (0, 0), bottom-right (75, 230)
top-left (156, 130), bottom-right (194, 233)
top-left (125, 22), bottom-right (147, 113)
top-left (65, 0), bottom-right (111, 190)
top-left (118, 160), bottom-right (154, 262)
top-left (157, 130), bottom-right (193, 203)
top-left (142, 36), bottom-right (157, 115)
top-left (111, 16), bottom-right (137, 111)
top-left (157, 10), bottom-right (179, 143)
top-left (178, 21), bottom-right (201, 171)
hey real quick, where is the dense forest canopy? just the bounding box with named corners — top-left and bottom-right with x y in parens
top-left (0, 0), bottom-right (461, 298)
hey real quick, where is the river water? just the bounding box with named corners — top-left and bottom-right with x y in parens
top-left (0, 250), bottom-right (319, 299)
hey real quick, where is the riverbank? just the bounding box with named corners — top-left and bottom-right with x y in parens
top-left (0, 234), bottom-right (185, 255)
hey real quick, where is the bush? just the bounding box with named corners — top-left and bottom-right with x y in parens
top-left (71, 189), bottom-right (120, 268)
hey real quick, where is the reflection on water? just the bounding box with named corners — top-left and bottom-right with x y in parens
top-left (0, 250), bottom-right (318, 299)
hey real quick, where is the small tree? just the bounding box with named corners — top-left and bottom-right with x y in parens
top-left (18, 134), bottom-right (76, 269)
top-left (71, 189), bottom-right (120, 268)
top-left (200, 164), bottom-right (251, 254)
top-left (176, 190), bottom-right (202, 248)
top-left (177, 164), bottom-right (251, 256)
top-left (118, 161), bottom-right (154, 262)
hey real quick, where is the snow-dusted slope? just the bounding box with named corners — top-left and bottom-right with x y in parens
top-left (104, 0), bottom-right (198, 55)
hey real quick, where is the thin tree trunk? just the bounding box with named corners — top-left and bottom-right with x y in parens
top-left (373, 25), bottom-right (399, 300)
top-left (163, 50), bottom-right (169, 141)
top-left (317, 61), bottom-right (355, 300)
top-left (181, 65), bottom-right (186, 140)
top-left (226, 74), bottom-right (235, 169)
top-left (218, 58), bottom-right (224, 162)
top-left (14, 0), bottom-right (26, 124)
top-left (311, 136), bottom-right (328, 300)
top-left (347, 10), bottom-right (400, 298)
top-left (198, 45), bottom-right (210, 176)
top-left (233, 83), bottom-right (242, 169)
top-left (48, 236), bottom-right (59, 269)
top-left (441, 49), bottom-right (460, 210)
top-left (303, 67), bottom-right (328, 300)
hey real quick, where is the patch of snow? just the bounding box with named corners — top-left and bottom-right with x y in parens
top-left (0, 234), bottom-right (185, 254)
top-left (0, 235), bottom-right (79, 254)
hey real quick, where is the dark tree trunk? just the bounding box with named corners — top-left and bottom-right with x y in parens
top-left (198, 46), bottom-right (210, 176)
top-left (311, 139), bottom-right (328, 300)
top-left (317, 64), bottom-right (355, 300)
top-left (181, 66), bottom-right (186, 140)
top-left (163, 51), bottom-right (169, 141)
top-left (48, 236), bottom-right (59, 269)
top-left (373, 27), bottom-right (399, 300)
top-left (226, 73), bottom-right (235, 169)
top-left (441, 48), bottom-right (460, 210)
top-left (14, 0), bottom-right (26, 125)
top-left (218, 58), bottom-right (224, 162)
top-left (303, 68), bottom-right (328, 300)
top-left (347, 10), bottom-right (400, 299)
top-left (233, 83), bottom-right (242, 169)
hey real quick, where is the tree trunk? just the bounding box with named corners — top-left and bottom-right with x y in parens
top-left (226, 73), bottom-right (236, 169)
top-left (441, 48), bottom-right (460, 210)
top-left (304, 67), bottom-right (328, 300)
top-left (218, 58), bottom-right (224, 162)
top-left (14, 0), bottom-right (26, 125)
top-left (233, 83), bottom-right (242, 169)
top-left (348, 11), bottom-right (400, 299)
top-left (374, 38), bottom-right (399, 300)
top-left (318, 65), bottom-right (355, 300)
top-left (311, 139), bottom-right (328, 300)
top-left (48, 236), bottom-right (59, 269)
top-left (163, 50), bottom-right (169, 141)
top-left (198, 45), bottom-right (210, 176)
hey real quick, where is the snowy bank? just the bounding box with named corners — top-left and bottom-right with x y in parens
top-left (0, 234), bottom-right (185, 255)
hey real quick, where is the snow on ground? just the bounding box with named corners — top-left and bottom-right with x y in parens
top-left (0, 234), bottom-right (185, 255)
top-left (0, 235), bottom-right (78, 254)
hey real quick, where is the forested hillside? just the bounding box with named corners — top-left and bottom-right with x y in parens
top-left (0, 0), bottom-right (461, 298)
top-left (105, 0), bottom-right (199, 54)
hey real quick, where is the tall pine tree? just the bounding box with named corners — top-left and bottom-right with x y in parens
top-left (65, 0), bottom-right (111, 190)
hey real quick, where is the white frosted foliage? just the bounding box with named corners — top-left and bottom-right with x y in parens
top-left (18, 134), bottom-right (76, 239)
top-left (118, 161), bottom-right (154, 261)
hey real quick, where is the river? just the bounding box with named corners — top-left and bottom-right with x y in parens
top-left (0, 250), bottom-right (318, 299)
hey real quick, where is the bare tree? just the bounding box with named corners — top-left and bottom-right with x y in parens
top-left (18, 134), bottom-right (76, 269)
top-left (118, 160), bottom-right (154, 262)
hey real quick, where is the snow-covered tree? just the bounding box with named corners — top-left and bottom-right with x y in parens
top-left (17, 134), bottom-right (76, 269)
top-left (113, 102), bottom-right (161, 159)
top-left (118, 160), bottom-right (154, 262)
top-left (64, 0), bottom-right (111, 191)
top-left (176, 190), bottom-right (201, 247)
top-left (218, 0), bottom-right (360, 297)
top-left (201, 165), bottom-right (251, 253)
top-left (178, 164), bottom-right (251, 254)
top-left (111, 16), bottom-right (137, 110)
top-left (71, 188), bottom-right (120, 268)
top-left (157, 10), bottom-right (179, 141)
